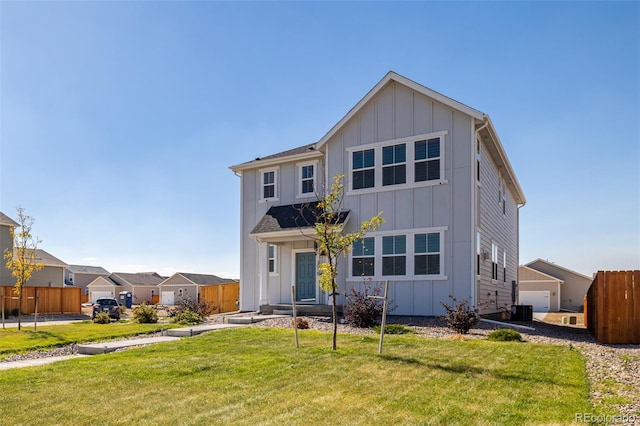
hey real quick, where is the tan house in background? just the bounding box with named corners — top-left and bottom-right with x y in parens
top-left (519, 259), bottom-right (592, 312)
top-left (0, 212), bottom-right (19, 287)
top-left (87, 272), bottom-right (164, 304)
top-left (65, 265), bottom-right (110, 296)
top-left (158, 273), bottom-right (237, 306)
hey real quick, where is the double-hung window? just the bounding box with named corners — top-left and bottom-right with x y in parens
top-left (297, 162), bottom-right (317, 198)
top-left (261, 169), bottom-right (277, 201)
top-left (415, 138), bottom-right (441, 182)
top-left (268, 244), bottom-right (277, 274)
top-left (382, 235), bottom-right (406, 276)
top-left (415, 233), bottom-right (441, 275)
top-left (352, 149), bottom-right (375, 190)
top-left (352, 237), bottom-right (375, 276)
top-left (382, 144), bottom-right (406, 186)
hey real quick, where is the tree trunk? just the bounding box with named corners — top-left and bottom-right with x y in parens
top-left (17, 288), bottom-right (22, 331)
top-left (331, 281), bottom-right (337, 351)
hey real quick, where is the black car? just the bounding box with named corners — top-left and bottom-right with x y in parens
top-left (92, 297), bottom-right (121, 320)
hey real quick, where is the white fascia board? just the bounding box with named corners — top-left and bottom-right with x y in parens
top-left (251, 228), bottom-right (316, 242)
top-left (316, 71), bottom-right (484, 151)
top-left (229, 150), bottom-right (323, 173)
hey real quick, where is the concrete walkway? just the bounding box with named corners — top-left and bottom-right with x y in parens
top-left (0, 323), bottom-right (246, 370)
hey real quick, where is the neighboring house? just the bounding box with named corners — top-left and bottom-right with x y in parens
top-left (520, 259), bottom-right (592, 312)
top-left (0, 212), bottom-right (19, 287)
top-left (22, 249), bottom-right (68, 288)
top-left (158, 272), bottom-right (238, 306)
top-left (110, 272), bottom-right (164, 305)
top-left (518, 265), bottom-right (563, 312)
top-left (65, 265), bottom-right (110, 295)
top-left (230, 71), bottom-right (526, 316)
top-left (87, 276), bottom-right (123, 303)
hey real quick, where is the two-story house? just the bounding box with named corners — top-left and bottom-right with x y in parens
top-left (230, 71), bottom-right (525, 316)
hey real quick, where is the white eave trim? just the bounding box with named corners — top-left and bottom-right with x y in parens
top-left (229, 149), bottom-right (323, 173)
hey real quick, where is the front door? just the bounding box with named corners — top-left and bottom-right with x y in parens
top-left (295, 252), bottom-right (316, 301)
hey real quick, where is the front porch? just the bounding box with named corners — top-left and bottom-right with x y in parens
top-left (260, 304), bottom-right (343, 316)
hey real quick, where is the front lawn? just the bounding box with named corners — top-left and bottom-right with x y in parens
top-left (0, 327), bottom-right (598, 425)
top-left (0, 322), bottom-right (179, 358)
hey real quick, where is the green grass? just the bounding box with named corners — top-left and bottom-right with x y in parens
top-left (0, 327), bottom-right (600, 425)
top-left (0, 321), bottom-right (179, 358)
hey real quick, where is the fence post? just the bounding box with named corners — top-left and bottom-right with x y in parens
top-left (291, 285), bottom-right (299, 348)
top-left (34, 288), bottom-right (39, 331)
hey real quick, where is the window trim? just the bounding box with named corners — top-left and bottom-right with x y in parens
top-left (352, 237), bottom-right (375, 277)
top-left (296, 161), bottom-right (318, 199)
top-left (347, 227), bottom-right (447, 281)
top-left (259, 167), bottom-right (279, 202)
top-left (268, 244), bottom-right (278, 275)
top-left (491, 242), bottom-right (499, 281)
top-left (346, 131), bottom-right (447, 195)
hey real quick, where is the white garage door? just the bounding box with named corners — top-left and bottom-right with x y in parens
top-left (162, 291), bottom-right (175, 305)
top-left (519, 291), bottom-right (550, 312)
top-left (91, 291), bottom-right (112, 303)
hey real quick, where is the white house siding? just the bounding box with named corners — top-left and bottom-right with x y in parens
top-left (476, 133), bottom-right (520, 314)
top-left (324, 82), bottom-right (476, 316)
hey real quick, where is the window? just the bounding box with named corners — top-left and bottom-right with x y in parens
top-left (348, 131), bottom-right (446, 193)
top-left (491, 243), bottom-right (499, 280)
top-left (301, 165), bottom-right (314, 194)
top-left (268, 244), bottom-right (277, 274)
top-left (382, 144), bottom-right (406, 186)
top-left (415, 138), bottom-right (441, 182)
top-left (261, 169), bottom-right (277, 200)
top-left (382, 235), bottom-right (406, 275)
top-left (352, 237), bottom-right (375, 276)
top-left (352, 149), bottom-right (375, 189)
top-left (415, 233), bottom-right (440, 275)
top-left (476, 232), bottom-right (481, 276)
top-left (503, 251), bottom-right (507, 283)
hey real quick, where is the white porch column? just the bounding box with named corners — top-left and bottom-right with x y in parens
top-left (257, 238), bottom-right (269, 306)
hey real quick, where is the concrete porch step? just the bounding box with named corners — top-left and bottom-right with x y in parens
top-left (260, 304), bottom-right (342, 316)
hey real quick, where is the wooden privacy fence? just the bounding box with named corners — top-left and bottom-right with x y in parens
top-left (1, 286), bottom-right (82, 315)
top-left (199, 282), bottom-right (239, 314)
top-left (585, 270), bottom-right (640, 344)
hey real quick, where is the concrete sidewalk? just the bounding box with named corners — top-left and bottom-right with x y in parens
top-left (0, 323), bottom-right (246, 370)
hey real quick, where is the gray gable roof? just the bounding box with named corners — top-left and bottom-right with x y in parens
top-left (67, 265), bottom-right (110, 275)
top-left (178, 273), bottom-right (236, 285)
top-left (112, 272), bottom-right (164, 286)
top-left (30, 249), bottom-right (67, 267)
top-left (0, 212), bottom-right (18, 227)
top-left (250, 201), bottom-right (350, 235)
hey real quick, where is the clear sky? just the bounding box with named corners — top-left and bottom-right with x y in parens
top-left (1, 1), bottom-right (638, 279)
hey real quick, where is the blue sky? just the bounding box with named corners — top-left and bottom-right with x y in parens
top-left (1, 1), bottom-right (638, 279)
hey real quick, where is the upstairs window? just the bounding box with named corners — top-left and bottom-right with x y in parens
top-left (382, 144), bottom-right (406, 186)
top-left (301, 165), bottom-right (314, 194)
top-left (261, 169), bottom-right (277, 200)
top-left (297, 162), bottom-right (317, 198)
top-left (352, 237), bottom-right (375, 276)
top-left (415, 233), bottom-right (441, 275)
top-left (415, 138), bottom-right (441, 182)
top-left (382, 235), bottom-right (406, 276)
top-left (352, 149), bottom-right (375, 189)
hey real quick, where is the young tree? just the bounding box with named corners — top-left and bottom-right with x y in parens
top-left (3, 207), bottom-right (43, 330)
top-left (314, 174), bottom-right (383, 350)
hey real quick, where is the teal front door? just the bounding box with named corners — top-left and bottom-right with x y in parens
top-left (296, 252), bottom-right (316, 301)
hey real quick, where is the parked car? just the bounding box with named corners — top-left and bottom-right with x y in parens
top-left (92, 297), bottom-right (121, 320)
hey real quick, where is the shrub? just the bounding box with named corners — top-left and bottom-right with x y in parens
top-left (291, 318), bottom-right (309, 329)
top-left (487, 329), bottom-right (523, 342)
top-left (440, 295), bottom-right (479, 334)
top-left (93, 312), bottom-right (111, 324)
top-left (344, 284), bottom-right (395, 328)
top-left (172, 309), bottom-right (203, 325)
top-left (133, 303), bottom-right (158, 324)
top-left (168, 297), bottom-right (217, 321)
top-left (373, 324), bottom-right (414, 334)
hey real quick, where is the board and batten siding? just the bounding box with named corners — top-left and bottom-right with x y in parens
top-left (476, 132), bottom-right (520, 314)
top-left (325, 81), bottom-right (476, 316)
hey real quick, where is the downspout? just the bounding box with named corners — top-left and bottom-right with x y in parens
top-left (472, 117), bottom-right (489, 310)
